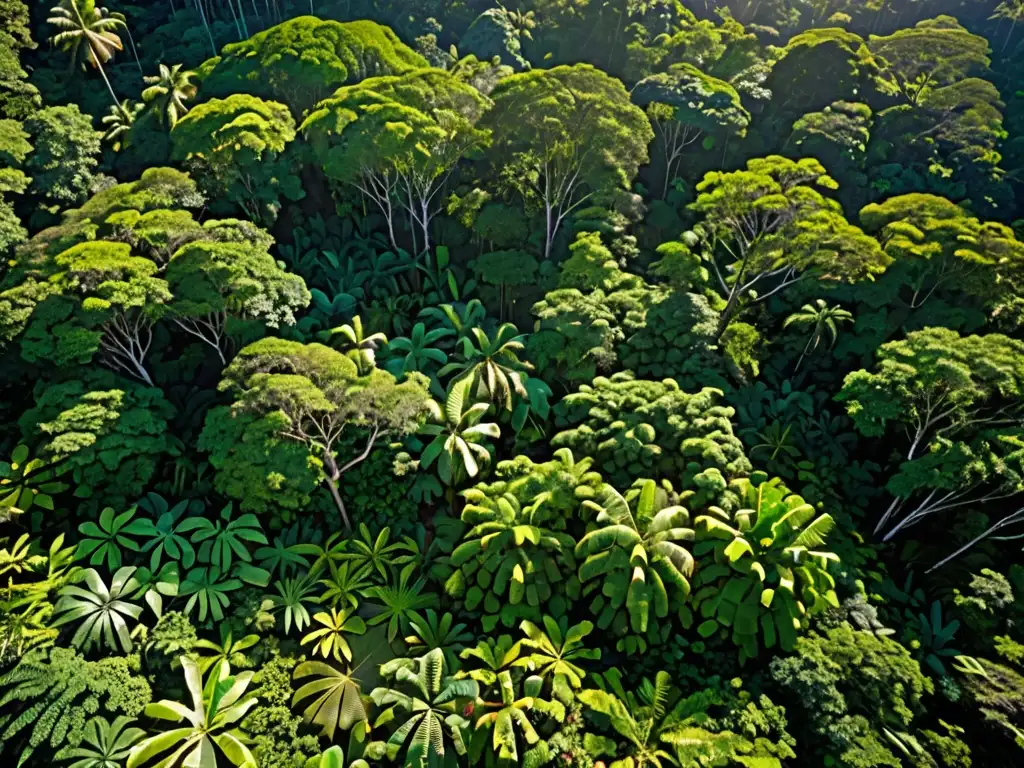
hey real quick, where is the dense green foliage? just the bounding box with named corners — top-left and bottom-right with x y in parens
top-left (2, 1), bottom-right (1024, 768)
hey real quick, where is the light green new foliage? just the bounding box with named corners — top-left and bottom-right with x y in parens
top-left (127, 657), bottom-right (258, 768)
top-left (575, 480), bottom-right (695, 654)
top-left (12, 240), bottom-right (170, 384)
top-left (170, 94), bottom-right (301, 223)
top-left (215, 338), bottom-right (432, 529)
top-left (447, 488), bottom-right (577, 631)
top-left (66, 715), bottom-right (146, 768)
top-left (302, 68), bottom-right (490, 253)
top-left (301, 607), bottom-right (367, 663)
top-left (513, 616), bottom-right (601, 689)
top-left (51, 566), bottom-right (143, 654)
top-left (199, 17), bottom-right (427, 113)
top-left (370, 648), bottom-right (479, 768)
top-left (552, 373), bottom-right (751, 492)
top-left (689, 155), bottom-right (887, 333)
top-left (166, 239), bottom-right (311, 363)
top-left (482, 63), bottom-right (653, 260)
top-left (691, 475), bottom-right (839, 662)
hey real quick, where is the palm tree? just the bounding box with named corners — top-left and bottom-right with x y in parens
top-left (783, 299), bottom-right (854, 371)
top-left (497, 3), bottom-right (537, 41)
top-left (439, 323), bottom-right (532, 411)
top-left (101, 99), bottom-right (142, 151)
top-left (992, 0), bottom-right (1024, 52)
top-left (141, 63), bottom-right (197, 128)
top-left (127, 657), bottom-right (258, 768)
top-left (369, 648), bottom-right (479, 768)
top-left (47, 0), bottom-right (127, 106)
top-left (321, 316), bottom-right (388, 375)
top-left (419, 377), bottom-right (501, 497)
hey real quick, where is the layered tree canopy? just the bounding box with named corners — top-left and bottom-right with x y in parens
top-left (3, 3), bottom-right (1024, 768)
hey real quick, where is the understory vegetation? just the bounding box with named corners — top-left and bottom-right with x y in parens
top-left (2, 1), bottom-right (1024, 767)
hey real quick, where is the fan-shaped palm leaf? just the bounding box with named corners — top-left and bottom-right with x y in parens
top-left (292, 660), bottom-right (369, 741)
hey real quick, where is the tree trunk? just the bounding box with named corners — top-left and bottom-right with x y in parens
top-left (93, 57), bottom-right (121, 108)
top-left (927, 506), bottom-right (1024, 572)
top-left (544, 201), bottom-right (554, 260)
top-left (324, 473), bottom-right (351, 531)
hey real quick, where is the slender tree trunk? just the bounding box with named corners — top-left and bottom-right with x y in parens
top-left (93, 57), bottom-right (121, 107)
top-left (544, 201), bottom-right (554, 260)
top-left (195, 0), bottom-right (217, 56)
top-left (927, 506), bottom-right (1024, 571)
top-left (124, 28), bottom-right (143, 74)
top-left (324, 473), bottom-right (351, 531)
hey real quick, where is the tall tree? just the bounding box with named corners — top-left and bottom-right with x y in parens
top-left (171, 94), bottom-right (301, 223)
top-left (213, 338), bottom-right (432, 529)
top-left (47, 0), bottom-right (127, 106)
top-left (632, 63), bottom-right (750, 199)
top-left (991, 0), bottom-right (1024, 53)
top-left (303, 69), bottom-right (490, 253)
top-left (688, 155), bottom-right (889, 334)
top-left (197, 17), bottom-right (428, 115)
top-left (837, 328), bottom-right (1024, 543)
top-left (869, 16), bottom-right (990, 108)
top-left (165, 240), bottom-right (311, 364)
top-left (482, 64), bottom-right (653, 260)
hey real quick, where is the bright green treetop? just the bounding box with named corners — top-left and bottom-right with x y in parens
top-left (869, 16), bottom-right (991, 107)
top-left (482, 63), bottom-right (653, 260)
top-left (171, 94), bottom-right (302, 223)
top-left (689, 155), bottom-right (889, 334)
top-left (303, 68), bottom-right (490, 253)
top-left (166, 240), bottom-right (310, 363)
top-left (198, 17), bottom-right (427, 114)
